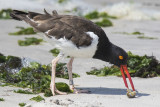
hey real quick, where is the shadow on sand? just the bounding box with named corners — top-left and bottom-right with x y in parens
top-left (77, 87), bottom-right (150, 97)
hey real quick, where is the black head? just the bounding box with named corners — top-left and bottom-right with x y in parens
top-left (93, 43), bottom-right (128, 67)
top-left (108, 44), bottom-right (128, 67)
top-left (93, 42), bottom-right (135, 92)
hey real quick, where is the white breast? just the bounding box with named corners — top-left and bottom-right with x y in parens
top-left (43, 31), bottom-right (99, 58)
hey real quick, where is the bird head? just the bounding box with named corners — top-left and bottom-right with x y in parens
top-left (108, 44), bottom-right (135, 94)
top-left (109, 45), bottom-right (128, 67)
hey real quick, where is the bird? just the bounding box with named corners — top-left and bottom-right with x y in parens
top-left (10, 9), bottom-right (136, 97)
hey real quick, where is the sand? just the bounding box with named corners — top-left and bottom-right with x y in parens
top-left (0, 0), bottom-right (160, 107)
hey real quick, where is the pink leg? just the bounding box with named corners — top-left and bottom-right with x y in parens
top-left (50, 54), bottom-right (67, 96)
top-left (67, 57), bottom-right (74, 90)
top-left (67, 57), bottom-right (89, 93)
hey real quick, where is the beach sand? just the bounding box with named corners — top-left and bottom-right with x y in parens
top-left (0, 0), bottom-right (160, 107)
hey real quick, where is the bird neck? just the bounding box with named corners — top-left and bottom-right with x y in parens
top-left (93, 42), bottom-right (117, 64)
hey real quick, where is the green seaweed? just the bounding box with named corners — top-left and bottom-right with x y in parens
top-left (95, 18), bottom-right (113, 27)
top-left (99, 12), bottom-right (117, 19)
top-left (84, 11), bottom-right (117, 20)
top-left (30, 95), bottom-right (44, 102)
top-left (0, 55), bottom-right (22, 83)
top-left (86, 66), bottom-right (121, 77)
top-left (87, 51), bottom-right (160, 78)
top-left (19, 103), bottom-right (26, 107)
top-left (50, 48), bottom-right (60, 56)
top-left (113, 31), bottom-right (157, 39)
top-left (84, 11), bottom-right (99, 20)
top-left (49, 48), bottom-right (70, 58)
top-left (98, 12), bottom-right (108, 18)
top-left (132, 31), bottom-right (144, 35)
top-left (56, 82), bottom-right (70, 92)
top-left (14, 89), bottom-right (34, 94)
top-left (58, 0), bottom-right (68, 4)
top-left (6, 56), bottom-right (22, 69)
top-left (18, 37), bottom-right (43, 46)
top-left (114, 31), bottom-right (144, 35)
top-left (0, 98), bottom-right (5, 101)
top-left (0, 53), bottom-right (6, 63)
top-left (0, 9), bottom-right (12, 19)
top-left (137, 36), bottom-right (157, 40)
top-left (0, 54), bottom-right (79, 97)
top-left (9, 27), bottom-right (36, 35)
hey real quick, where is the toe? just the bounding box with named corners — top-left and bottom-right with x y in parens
top-left (55, 89), bottom-right (67, 95)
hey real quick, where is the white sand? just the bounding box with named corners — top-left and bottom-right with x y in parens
top-left (0, 0), bottom-right (160, 107)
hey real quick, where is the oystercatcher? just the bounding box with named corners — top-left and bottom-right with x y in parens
top-left (10, 9), bottom-right (136, 97)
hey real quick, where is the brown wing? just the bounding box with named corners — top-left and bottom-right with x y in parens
top-left (59, 15), bottom-right (103, 36)
top-left (41, 18), bottom-right (93, 47)
top-left (27, 10), bottom-right (94, 47)
top-left (10, 9), bottom-right (106, 47)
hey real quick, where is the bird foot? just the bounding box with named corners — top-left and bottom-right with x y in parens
top-left (55, 88), bottom-right (67, 95)
top-left (70, 85), bottom-right (90, 94)
top-left (126, 89), bottom-right (136, 98)
top-left (50, 84), bottom-right (67, 96)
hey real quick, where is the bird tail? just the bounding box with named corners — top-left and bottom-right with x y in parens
top-left (10, 10), bottom-right (28, 21)
top-left (10, 9), bottom-right (58, 32)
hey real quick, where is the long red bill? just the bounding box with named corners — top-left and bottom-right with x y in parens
top-left (120, 65), bottom-right (135, 91)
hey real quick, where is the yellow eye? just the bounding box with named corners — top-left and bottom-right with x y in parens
top-left (119, 56), bottom-right (123, 60)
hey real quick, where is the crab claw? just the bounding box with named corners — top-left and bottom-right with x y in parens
top-left (127, 89), bottom-right (136, 98)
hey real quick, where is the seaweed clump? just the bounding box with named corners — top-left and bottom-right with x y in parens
top-left (9, 27), bottom-right (36, 35)
top-left (56, 82), bottom-right (70, 92)
top-left (0, 53), bottom-right (6, 63)
top-left (14, 89), bottom-right (34, 94)
top-left (0, 98), bottom-right (5, 101)
top-left (58, 0), bottom-right (68, 4)
top-left (131, 31), bottom-right (144, 35)
top-left (87, 66), bottom-right (121, 77)
top-left (50, 48), bottom-right (60, 56)
top-left (84, 11), bottom-right (99, 20)
top-left (84, 11), bottom-right (115, 27)
top-left (114, 31), bottom-right (144, 35)
top-left (95, 18), bottom-right (113, 27)
top-left (0, 54), bottom-right (79, 97)
top-left (137, 36), bottom-right (157, 40)
top-left (84, 11), bottom-right (116, 20)
top-left (0, 9), bottom-right (12, 19)
top-left (87, 52), bottom-right (160, 78)
top-left (30, 95), bottom-right (44, 102)
top-left (113, 31), bottom-right (157, 39)
top-left (18, 37), bottom-right (43, 46)
top-left (19, 103), bottom-right (26, 107)
top-left (49, 48), bottom-right (70, 58)
top-left (127, 52), bottom-right (160, 77)
top-left (0, 53), bottom-right (22, 83)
